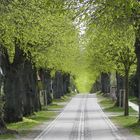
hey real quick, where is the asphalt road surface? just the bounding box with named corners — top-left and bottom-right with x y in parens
top-left (34, 94), bottom-right (129, 140)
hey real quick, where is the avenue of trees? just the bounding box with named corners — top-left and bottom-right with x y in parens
top-left (0, 0), bottom-right (140, 135)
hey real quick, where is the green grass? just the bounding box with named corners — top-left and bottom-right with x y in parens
top-left (0, 134), bottom-right (15, 139)
top-left (0, 110), bottom-right (57, 139)
top-left (0, 93), bottom-right (75, 139)
top-left (99, 99), bottom-right (136, 113)
top-left (129, 96), bottom-right (138, 105)
top-left (47, 103), bottom-right (65, 110)
top-left (98, 94), bottom-right (137, 113)
top-left (99, 97), bottom-right (115, 108)
top-left (97, 93), bottom-right (140, 136)
top-left (53, 93), bottom-right (74, 103)
top-left (7, 111), bottom-right (56, 135)
top-left (112, 116), bottom-right (140, 135)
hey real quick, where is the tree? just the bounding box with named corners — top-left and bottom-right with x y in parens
top-left (0, 0), bottom-right (81, 124)
top-left (84, 17), bottom-right (136, 116)
top-left (88, 0), bottom-right (140, 118)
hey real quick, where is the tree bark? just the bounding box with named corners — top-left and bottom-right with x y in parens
top-left (116, 72), bottom-right (124, 107)
top-left (65, 73), bottom-right (70, 94)
top-left (63, 74), bottom-right (67, 95)
top-left (53, 71), bottom-right (63, 99)
top-left (38, 69), bottom-right (48, 106)
top-left (101, 73), bottom-right (110, 94)
top-left (0, 49), bottom-right (7, 133)
top-left (124, 69), bottom-right (129, 116)
top-left (22, 60), bottom-right (41, 116)
top-left (129, 74), bottom-right (138, 98)
top-left (91, 79), bottom-right (101, 93)
top-left (45, 70), bottom-right (52, 105)
top-left (135, 36), bottom-right (140, 121)
top-left (4, 45), bottom-right (24, 123)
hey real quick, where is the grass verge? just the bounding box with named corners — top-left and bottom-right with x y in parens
top-left (0, 93), bottom-right (75, 139)
top-left (129, 96), bottom-right (138, 105)
top-left (97, 93), bottom-right (140, 136)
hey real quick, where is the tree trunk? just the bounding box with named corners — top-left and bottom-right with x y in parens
top-left (38, 69), bottom-right (47, 106)
top-left (65, 73), bottom-right (70, 94)
top-left (129, 74), bottom-right (138, 98)
top-left (135, 36), bottom-right (140, 121)
top-left (101, 73), bottom-right (110, 94)
top-left (31, 67), bottom-right (41, 112)
top-left (4, 45), bottom-right (24, 123)
top-left (60, 73), bottom-right (64, 97)
top-left (22, 60), bottom-right (41, 116)
top-left (124, 69), bottom-right (129, 116)
top-left (33, 68), bottom-right (41, 112)
top-left (0, 118), bottom-right (7, 134)
top-left (45, 70), bottom-right (52, 105)
top-left (116, 72), bottom-right (124, 107)
top-left (0, 50), bottom-right (7, 133)
top-left (3, 42), bottom-right (41, 120)
top-left (22, 60), bottom-right (33, 116)
top-left (91, 78), bottom-right (101, 93)
top-left (53, 71), bottom-right (63, 99)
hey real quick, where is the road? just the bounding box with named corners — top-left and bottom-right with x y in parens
top-left (34, 94), bottom-right (127, 140)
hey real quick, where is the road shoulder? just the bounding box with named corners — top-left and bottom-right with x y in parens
top-left (22, 98), bottom-right (74, 140)
top-left (8, 94), bottom-right (75, 140)
top-left (96, 93), bottom-right (140, 140)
